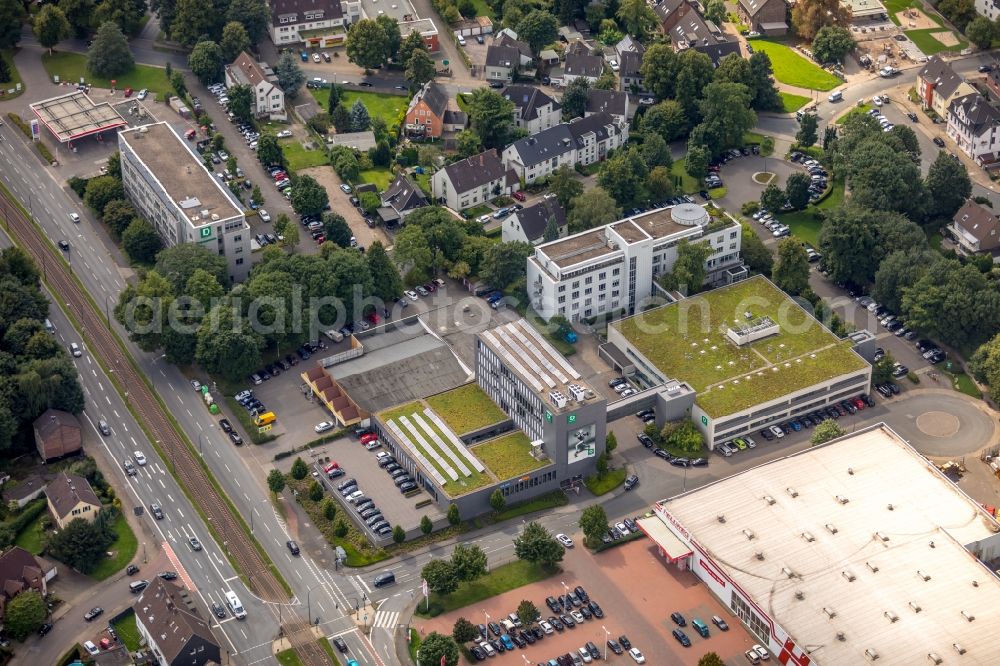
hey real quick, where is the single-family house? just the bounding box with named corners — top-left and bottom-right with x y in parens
top-left (2, 475), bottom-right (45, 509)
top-left (950, 199), bottom-right (1000, 260)
top-left (502, 112), bottom-right (628, 183)
top-left (380, 173), bottom-right (428, 225)
top-left (736, 0), bottom-right (788, 35)
top-left (33, 409), bottom-right (81, 463)
top-left (432, 149), bottom-right (514, 210)
top-left (0, 547), bottom-right (56, 615)
top-left (670, 12), bottom-right (741, 65)
top-left (267, 0), bottom-right (348, 48)
top-left (947, 92), bottom-right (1000, 167)
top-left (502, 197), bottom-right (567, 244)
top-left (134, 577), bottom-right (221, 666)
top-left (619, 51), bottom-right (644, 93)
top-left (615, 35), bottom-right (646, 58)
top-left (503, 85), bottom-right (562, 135)
top-left (564, 53), bottom-right (604, 84)
top-left (405, 81), bottom-right (462, 138)
top-left (47, 472), bottom-right (101, 529)
top-left (495, 32), bottom-right (535, 67)
top-left (485, 45), bottom-right (521, 83)
top-left (225, 52), bottom-right (286, 121)
top-left (918, 56), bottom-right (976, 120)
top-left (652, 0), bottom-right (694, 34)
top-left (585, 89), bottom-right (633, 123)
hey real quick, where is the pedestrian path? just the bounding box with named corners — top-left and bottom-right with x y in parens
top-left (372, 610), bottom-right (399, 629)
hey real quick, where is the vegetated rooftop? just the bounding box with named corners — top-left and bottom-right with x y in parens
top-left (471, 431), bottom-right (548, 480)
top-left (614, 276), bottom-right (868, 417)
top-left (425, 383), bottom-right (508, 435)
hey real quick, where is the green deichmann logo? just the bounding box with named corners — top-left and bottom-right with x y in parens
top-left (701, 415), bottom-right (709, 425)
top-left (200, 227), bottom-right (212, 239)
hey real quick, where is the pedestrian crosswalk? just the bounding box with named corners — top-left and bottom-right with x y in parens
top-left (372, 611), bottom-right (399, 629)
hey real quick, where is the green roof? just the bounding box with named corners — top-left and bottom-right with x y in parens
top-left (425, 384), bottom-right (508, 435)
top-left (613, 276), bottom-right (869, 417)
top-left (471, 431), bottom-right (549, 480)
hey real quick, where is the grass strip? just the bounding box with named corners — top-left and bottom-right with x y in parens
top-left (584, 469), bottom-right (627, 496)
top-left (414, 560), bottom-right (557, 618)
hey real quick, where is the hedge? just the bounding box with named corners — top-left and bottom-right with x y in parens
top-left (6, 498), bottom-right (48, 536)
top-left (591, 529), bottom-right (645, 553)
top-left (273, 428), bottom-right (350, 460)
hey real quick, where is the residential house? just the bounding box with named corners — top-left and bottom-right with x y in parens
top-left (736, 0), bottom-right (788, 35)
top-left (976, 0), bottom-right (1000, 20)
top-left (47, 472), bottom-right (101, 529)
top-left (328, 131), bottom-right (377, 151)
top-left (652, 0), bottom-right (694, 34)
top-left (615, 35), bottom-right (646, 59)
top-left (502, 112), bottom-right (629, 184)
top-left (585, 89), bottom-right (633, 123)
top-left (950, 199), bottom-right (1000, 260)
top-left (2, 475), bottom-right (45, 509)
top-left (947, 92), bottom-right (1000, 167)
top-left (33, 409), bottom-right (81, 462)
top-left (495, 32), bottom-right (535, 67)
top-left (564, 53), bottom-right (604, 85)
top-left (134, 577), bottom-right (221, 666)
top-left (503, 85), bottom-right (562, 135)
top-left (669, 12), bottom-right (741, 65)
top-left (485, 45), bottom-right (522, 83)
top-left (224, 52), bottom-right (286, 121)
top-left (619, 51), bottom-right (645, 93)
top-left (0, 547), bottom-right (56, 616)
top-left (399, 18), bottom-right (441, 53)
top-left (432, 149), bottom-right (514, 210)
top-left (918, 56), bottom-right (976, 120)
top-left (380, 173), bottom-right (428, 225)
top-left (267, 0), bottom-right (348, 47)
top-left (405, 81), bottom-right (462, 138)
top-left (502, 197), bottom-right (567, 244)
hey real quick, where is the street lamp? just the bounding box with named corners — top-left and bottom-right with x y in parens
top-left (307, 583), bottom-right (323, 625)
top-left (602, 625), bottom-right (610, 660)
top-left (363, 613), bottom-right (368, 631)
top-left (142, 541), bottom-right (147, 564)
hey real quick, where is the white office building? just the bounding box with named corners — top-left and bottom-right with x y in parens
top-left (527, 204), bottom-right (746, 322)
top-left (119, 123), bottom-right (251, 283)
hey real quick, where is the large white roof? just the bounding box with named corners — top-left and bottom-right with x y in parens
top-left (663, 424), bottom-right (1000, 665)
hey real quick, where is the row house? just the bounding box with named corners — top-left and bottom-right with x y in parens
top-left (431, 149), bottom-right (516, 211)
top-left (917, 56), bottom-right (975, 120)
top-left (502, 112), bottom-right (628, 184)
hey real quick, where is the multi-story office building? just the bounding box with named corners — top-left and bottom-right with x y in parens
top-left (119, 123), bottom-right (251, 283)
top-left (527, 204), bottom-right (746, 322)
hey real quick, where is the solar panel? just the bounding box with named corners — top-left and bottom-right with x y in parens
top-left (497, 327), bottom-right (555, 388)
top-left (386, 419), bottom-right (447, 485)
top-left (518, 320), bottom-right (581, 379)
top-left (423, 408), bottom-right (487, 474)
top-left (399, 415), bottom-right (459, 482)
top-left (506, 322), bottom-right (568, 384)
top-left (482, 330), bottom-right (544, 392)
top-left (411, 411), bottom-right (473, 477)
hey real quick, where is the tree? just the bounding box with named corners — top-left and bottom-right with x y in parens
top-left (697, 82), bottom-right (757, 155)
top-left (334, 519), bottom-right (349, 537)
top-left (327, 83), bottom-right (344, 116)
top-left (468, 88), bottom-right (517, 150)
top-left (970, 332), bottom-right (1000, 403)
top-left (358, 191), bottom-right (381, 216)
top-left (90, 0), bottom-right (141, 34)
top-left (291, 457), bottom-right (308, 479)
top-left (567, 188), bottom-right (621, 233)
top-left (376, 13), bottom-right (402, 59)
top-left (772, 238), bottom-right (810, 295)
top-left (685, 142), bottom-right (710, 179)
top-left (309, 480), bottom-right (324, 501)
top-left (393, 524), bottom-right (406, 543)
top-left (0, 0), bottom-right (26, 49)
top-left (811, 419), bottom-right (845, 445)
top-left (291, 175), bottom-right (329, 216)
top-left (122, 218), bottom-right (162, 264)
top-left (275, 52), bottom-right (305, 97)
top-left (267, 469), bottom-right (286, 493)
top-left (901, 259), bottom-right (1000, 349)
top-left (102, 199), bottom-right (136, 238)
top-left (561, 77), bottom-right (590, 119)
top-left (595, 450), bottom-right (609, 477)
top-left (155, 244), bottom-right (228, 291)
top-left (450, 544), bottom-right (488, 582)
top-left (599, 147), bottom-right (649, 207)
top-left (350, 99), bottom-right (371, 132)
top-left (657, 239), bottom-right (711, 294)
top-left (704, 0), bottom-right (726, 25)
top-left (323, 498), bottom-right (337, 520)
top-left (417, 633), bottom-right (459, 666)
top-left (642, 100), bottom-right (688, 142)
top-left (616, 0), bottom-right (657, 38)
top-left (549, 165), bottom-right (584, 209)
top-left (661, 420), bottom-right (704, 454)
top-left (925, 151), bottom-right (972, 219)
top-left (420, 514), bottom-right (433, 535)
top-left (0, 53), bottom-right (9, 83)
top-left (226, 84), bottom-right (253, 124)
top-left (760, 182), bottom-right (787, 214)
top-left (888, 125), bottom-right (921, 157)
top-left (3, 590), bottom-right (46, 639)
top-left (220, 21), bottom-right (251, 62)
top-left (675, 50), bottom-right (715, 123)
top-left (640, 43), bottom-right (678, 101)
top-left (453, 617), bottom-right (479, 644)
top-left (517, 10), bottom-right (559, 54)
top-left (456, 129), bottom-right (482, 157)
top-left (189, 41), bottom-right (224, 85)
top-left (34, 4), bottom-right (71, 54)
top-left (170, 70), bottom-right (187, 99)
top-left (812, 25), bottom-right (854, 64)
top-left (87, 21), bottom-right (134, 78)
top-left (405, 48), bottom-right (436, 89)
top-left (517, 600), bottom-right (541, 626)
top-left (346, 19), bottom-right (391, 71)
top-left (785, 173), bottom-right (812, 211)
top-left (872, 352), bottom-right (896, 384)
top-left (740, 223), bottom-right (773, 275)
top-left (605, 431), bottom-right (617, 456)
top-left (171, 0), bottom-right (215, 46)
top-left (47, 517), bottom-right (113, 573)
top-left (846, 137), bottom-right (927, 218)
top-left (513, 521), bottom-right (564, 568)
top-left (791, 0), bottom-right (851, 41)
top-left (421, 559), bottom-right (458, 595)
top-left (398, 30), bottom-right (427, 68)
top-left (874, 250), bottom-right (938, 313)
top-left (226, 0), bottom-right (269, 43)
top-left (543, 216), bottom-right (561, 242)
top-left (939, 0), bottom-right (978, 31)
top-left (480, 241), bottom-right (533, 289)
top-left (366, 241), bottom-right (402, 302)
top-left (747, 51), bottom-right (783, 111)
top-left (320, 212), bottom-right (352, 248)
top-left (639, 133), bottom-right (672, 169)
top-left (579, 505), bottom-right (609, 546)
top-left (965, 15), bottom-right (995, 49)
top-left (489, 488), bottom-right (506, 513)
top-left (699, 654), bottom-right (725, 666)
top-left (447, 503), bottom-right (460, 526)
top-left (796, 113), bottom-right (818, 147)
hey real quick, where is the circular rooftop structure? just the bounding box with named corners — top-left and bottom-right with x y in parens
top-left (671, 203), bottom-right (709, 227)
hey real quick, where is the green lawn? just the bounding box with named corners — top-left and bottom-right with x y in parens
top-left (948, 371), bottom-right (981, 398)
top-left (426, 383), bottom-right (508, 434)
top-left (409, 630), bottom-right (422, 663)
top-left (276, 649), bottom-right (304, 666)
top-left (905, 29), bottom-right (967, 56)
top-left (282, 141), bottom-right (328, 171)
top-left (779, 92), bottom-right (811, 113)
top-left (836, 103), bottom-right (873, 125)
top-left (357, 168), bottom-right (394, 191)
top-left (112, 613), bottom-right (142, 651)
top-left (0, 50), bottom-right (24, 99)
top-left (468, 0), bottom-right (495, 18)
top-left (493, 490), bottom-right (568, 522)
top-left (748, 40), bottom-right (841, 91)
top-left (90, 512), bottom-right (139, 581)
top-left (777, 177), bottom-right (845, 247)
top-left (584, 469), bottom-right (627, 496)
top-left (472, 432), bottom-right (548, 480)
top-left (14, 511), bottom-right (47, 555)
top-left (414, 560), bottom-right (556, 618)
top-left (41, 52), bottom-right (171, 99)
top-left (670, 160), bottom-right (701, 194)
top-left (342, 91), bottom-right (409, 129)
top-left (415, 171), bottom-right (432, 197)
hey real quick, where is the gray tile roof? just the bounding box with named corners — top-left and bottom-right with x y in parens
top-left (269, 0), bottom-right (342, 23)
top-left (486, 45), bottom-right (520, 68)
top-left (382, 173), bottom-right (428, 214)
top-left (134, 578), bottom-right (219, 665)
top-left (441, 149), bottom-right (507, 193)
top-left (508, 113), bottom-right (621, 167)
top-left (495, 33), bottom-right (533, 60)
top-left (564, 53), bottom-right (604, 78)
top-left (514, 198), bottom-right (567, 241)
top-left (586, 89), bottom-right (630, 118)
top-left (47, 473), bottom-right (100, 520)
top-left (503, 85), bottom-right (561, 122)
top-left (619, 51), bottom-right (642, 78)
top-left (950, 92), bottom-right (1000, 135)
top-left (919, 56), bottom-right (967, 100)
top-left (416, 81), bottom-right (450, 118)
top-left (953, 200), bottom-right (1000, 249)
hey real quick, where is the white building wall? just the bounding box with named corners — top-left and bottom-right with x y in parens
top-left (976, 0), bottom-right (1000, 20)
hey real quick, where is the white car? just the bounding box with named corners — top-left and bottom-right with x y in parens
top-left (556, 533), bottom-right (574, 548)
top-left (258, 209), bottom-right (271, 222)
top-left (769, 425), bottom-right (785, 439)
top-left (609, 59), bottom-right (619, 71)
top-left (137, 88), bottom-right (148, 100)
top-left (69, 212), bottom-right (80, 223)
top-left (629, 647), bottom-right (646, 664)
top-left (70, 342), bottom-right (82, 357)
top-left (364, 440), bottom-right (381, 450)
top-left (276, 130), bottom-right (293, 138)
top-left (753, 644), bottom-right (771, 661)
top-left (405, 290), bottom-right (418, 301)
top-left (578, 646), bottom-right (593, 663)
top-left (571, 610), bottom-right (585, 624)
top-left (83, 641), bottom-right (99, 656)
top-left (312, 53), bottom-right (321, 62)
top-left (134, 451), bottom-right (147, 465)
top-left (314, 421), bottom-right (334, 433)
top-left (539, 620), bottom-right (554, 634)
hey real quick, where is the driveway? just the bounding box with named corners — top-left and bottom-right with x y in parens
top-left (716, 153), bottom-right (805, 213)
top-left (296, 166), bottom-right (393, 250)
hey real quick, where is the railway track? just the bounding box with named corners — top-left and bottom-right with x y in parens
top-left (0, 189), bottom-right (330, 666)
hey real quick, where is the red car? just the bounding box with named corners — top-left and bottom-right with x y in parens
top-left (361, 433), bottom-right (378, 445)
top-left (366, 311), bottom-right (380, 325)
top-left (314, 234), bottom-right (326, 244)
top-left (512, 190), bottom-right (526, 201)
top-left (123, 87), bottom-right (133, 97)
top-left (323, 461), bottom-right (340, 473)
top-left (184, 128), bottom-right (196, 140)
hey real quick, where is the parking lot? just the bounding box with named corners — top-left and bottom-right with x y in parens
top-left (419, 538), bottom-right (757, 665)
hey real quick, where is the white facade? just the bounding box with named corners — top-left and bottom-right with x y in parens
top-left (976, 0), bottom-right (1000, 20)
top-left (947, 94), bottom-right (1000, 163)
top-left (527, 205), bottom-right (743, 322)
top-left (502, 115), bottom-right (628, 184)
top-left (268, 0), bottom-right (351, 46)
top-left (430, 150), bottom-right (509, 211)
top-left (224, 55), bottom-right (286, 121)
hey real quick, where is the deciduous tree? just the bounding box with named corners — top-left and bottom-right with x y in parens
top-left (346, 19), bottom-right (390, 71)
top-left (579, 505), bottom-right (609, 546)
top-left (697, 82), bottom-right (757, 155)
top-left (685, 142), bottom-right (710, 179)
top-left (188, 40), bottom-right (224, 85)
top-left (791, 0), bottom-right (851, 41)
top-left (925, 150), bottom-right (972, 219)
top-left (760, 182), bottom-right (787, 214)
top-left (640, 43), bottom-right (678, 101)
top-left (171, 0), bottom-right (215, 46)
top-left (451, 544), bottom-right (488, 582)
top-left (417, 633), bottom-right (459, 666)
top-left (47, 516), bottom-right (114, 573)
top-left (220, 21), bottom-right (251, 62)
top-left (812, 25), bottom-right (854, 64)
top-left (517, 600), bottom-right (540, 626)
top-left (453, 617), bottom-right (479, 643)
top-left (796, 113), bottom-right (818, 147)
top-left (406, 48), bottom-right (436, 89)
top-left (659, 239), bottom-right (712, 294)
top-left (965, 16), bottom-right (995, 49)
top-left (267, 469), bottom-right (286, 493)
top-left (772, 238), bottom-right (810, 295)
top-left (420, 514), bottom-right (433, 535)
top-left (598, 147), bottom-right (648, 207)
top-left (810, 419), bottom-right (845, 445)
top-left (422, 559), bottom-right (458, 595)
top-left (226, 84), bottom-right (253, 123)
top-left (642, 99), bottom-right (687, 142)
top-left (785, 172), bottom-right (812, 210)
top-left (739, 223), bottom-right (773, 275)
top-left (34, 4), bottom-right (71, 54)
top-left (227, 0), bottom-right (270, 43)
top-left (87, 21), bottom-right (134, 78)
top-left (489, 488), bottom-right (506, 513)
top-left (561, 77), bottom-right (590, 119)
top-left (617, 0), bottom-right (657, 37)
top-left (970, 332), bottom-right (1000, 403)
top-left (516, 10), bottom-right (558, 54)
top-left (549, 165), bottom-right (584, 209)
top-left (513, 521), bottom-right (564, 568)
top-left (122, 218), bottom-right (163, 264)
top-left (291, 175), bottom-right (329, 216)
top-left (468, 88), bottom-right (517, 150)
top-left (567, 188), bottom-right (621, 233)
top-left (3, 590), bottom-right (46, 639)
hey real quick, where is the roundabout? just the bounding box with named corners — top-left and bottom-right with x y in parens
top-left (752, 171), bottom-right (777, 185)
top-left (876, 392), bottom-right (997, 458)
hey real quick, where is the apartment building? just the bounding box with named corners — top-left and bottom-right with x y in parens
top-left (119, 123), bottom-right (251, 283)
top-left (917, 56), bottom-right (975, 119)
top-left (431, 149), bottom-right (514, 211)
top-left (527, 204), bottom-right (746, 322)
top-left (502, 112), bottom-right (628, 184)
top-left (947, 92), bottom-right (1000, 168)
top-left (503, 85), bottom-right (562, 135)
top-left (950, 199), bottom-right (1000, 260)
top-left (224, 52), bottom-right (286, 121)
top-left (267, 0), bottom-right (350, 47)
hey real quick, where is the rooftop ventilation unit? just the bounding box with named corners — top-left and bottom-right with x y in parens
top-left (910, 601), bottom-right (922, 613)
top-left (847, 467), bottom-right (854, 475)
top-left (743, 529), bottom-right (755, 541)
top-left (763, 495), bottom-right (775, 506)
top-left (826, 523), bottom-right (838, 535)
top-left (918, 570), bottom-right (931, 582)
top-left (211, 213), bottom-right (219, 220)
top-left (781, 566), bottom-right (795, 579)
top-left (549, 391), bottom-right (567, 408)
top-left (786, 487), bottom-right (799, 498)
top-left (716, 514), bottom-right (726, 523)
top-left (822, 606), bottom-right (835, 618)
top-left (567, 384), bottom-right (586, 402)
top-left (884, 611), bottom-right (898, 623)
top-left (961, 610), bottom-right (975, 622)
top-left (755, 551), bottom-right (764, 561)
top-left (875, 531), bottom-right (889, 543)
top-left (836, 632), bottom-right (846, 642)
top-left (865, 648), bottom-right (879, 661)
top-left (794, 590), bottom-right (803, 600)
top-left (801, 531), bottom-right (815, 543)
top-left (887, 503), bottom-right (895, 511)
top-left (835, 495), bottom-right (849, 505)
top-left (842, 570), bottom-right (856, 582)
top-left (953, 644), bottom-right (966, 655)
top-left (927, 654), bottom-right (942, 665)
top-left (867, 561), bottom-right (879, 573)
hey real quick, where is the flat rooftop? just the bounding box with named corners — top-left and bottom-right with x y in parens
top-left (612, 276), bottom-right (868, 417)
top-left (361, 0), bottom-right (416, 22)
top-left (479, 318), bottom-right (597, 413)
top-left (538, 228), bottom-right (617, 269)
top-left (659, 424), bottom-right (1000, 666)
top-left (841, 0), bottom-right (886, 16)
top-left (120, 123), bottom-right (241, 227)
top-left (30, 91), bottom-right (128, 143)
top-left (628, 207), bottom-right (692, 241)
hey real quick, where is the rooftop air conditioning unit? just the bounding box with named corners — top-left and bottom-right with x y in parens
top-left (961, 610), bottom-right (975, 622)
top-left (743, 529), bottom-right (755, 541)
top-left (867, 561), bottom-right (879, 573)
top-left (884, 611), bottom-right (898, 623)
top-left (927, 654), bottom-right (942, 665)
top-left (953, 644), bottom-right (966, 655)
top-left (826, 523), bottom-right (838, 534)
top-left (786, 487), bottom-right (798, 498)
top-left (763, 495), bottom-right (775, 505)
top-left (909, 601), bottom-right (922, 613)
top-left (835, 495), bottom-right (849, 505)
top-left (801, 531), bottom-right (816, 543)
top-left (866, 648), bottom-right (880, 661)
top-left (917, 570), bottom-right (931, 581)
top-left (823, 606), bottom-right (835, 618)
top-left (842, 570), bottom-right (855, 582)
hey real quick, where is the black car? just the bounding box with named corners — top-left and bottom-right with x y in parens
top-left (333, 637), bottom-right (348, 652)
top-left (546, 596), bottom-right (560, 612)
top-left (520, 629), bottom-right (535, 645)
top-left (470, 645), bottom-right (487, 661)
top-left (530, 626), bottom-right (544, 641)
top-left (624, 474), bottom-right (639, 490)
top-left (38, 623), bottom-right (53, 637)
top-left (150, 504), bottom-right (164, 520)
top-left (511, 632), bottom-right (527, 648)
top-left (575, 586), bottom-right (589, 602)
top-left (933, 136), bottom-right (946, 147)
top-left (670, 457), bottom-right (691, 467)
top-left (229, 431), bottom-right (243, 445)
top-left (549, 616), bottom-right (564, 631)
top-left (212, 602), bottom-right (227, 619)
top-left (671, 611), bottom-right (686, 626)
top-left (560, 613), bottom-right (575, 628)
top-left (219, 419), bottom-right (233, 433)
top-left (585, 641), bottom-right (600, 659)
top-left (588, 600), bottom-right (604, 618)
top-left (619, 635), bottom-right (632, 650)
top-left (157, 571), bottom-right (177, 580)
top-left (399, 481), bottom-right (417, 493)
top-left (654, 448), bottom-right (671, 460)
top-left (287, 540), bottom-right (300, 556)
top-left (637, 433), bottom-right (654, 448)
top-left (488, 621), bottom-right (502, 637)
top-left (673, 628), bottom-right (691, 647)
top-left (759, 428), bottom-right (775, 441)
top-left (126, 564), bottom-right (139, 575)
top-left (579, 605), bottom-right (592, 620)
top-left (690, 458), bottom-right (708, 467)
top-left (84, 607), bottom-right (104, 621)
top-left (607, 639), bottom-right (623, 655)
